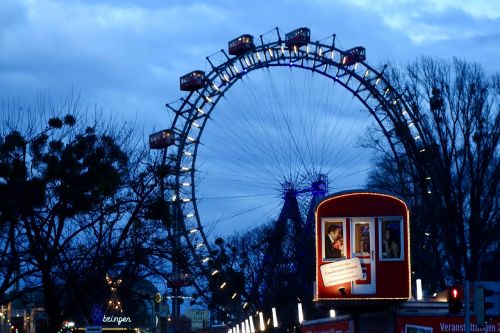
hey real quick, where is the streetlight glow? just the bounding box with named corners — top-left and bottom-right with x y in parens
top-left (272, 307), bottom-right (278, 328)
top-left (249, 316), bottom-right (255, 333)
top-left (298, 302), bottom-right (304, 324)
top-left (416, 279), bottom-right (423, 300)
top-left (259, 312), bottom-right (265, 331)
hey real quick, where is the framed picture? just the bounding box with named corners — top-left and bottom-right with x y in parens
top-left (379, 217), bottom-right (403, 261)
top-left (322, 219), bottom-right (346, 260)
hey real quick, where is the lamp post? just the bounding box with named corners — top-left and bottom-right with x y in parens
top-left (271, 308), bottom-right (278, 329)
top-left (297, 303), bottom-right (304, 324)
top-left (258, 312), bottom-right (265, 332)
top-left (249, 316), bottom-right (255, 333)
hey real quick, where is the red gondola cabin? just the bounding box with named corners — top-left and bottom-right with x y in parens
top-left (180, 70), bottom-right (205, 91)
top-left (228, 34), bottom-right (255, 56)
top-left (149, 129), bottom-right (174, 149)
top-left (315, 190), bottom-right (411, 301)
top-left (285, 27), bottom-right (310, 48)
top-left (341, 46), bottom-right (366, 66)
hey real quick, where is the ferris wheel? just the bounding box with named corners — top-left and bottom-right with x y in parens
top-left (151, 27), bottom-right (428, 317)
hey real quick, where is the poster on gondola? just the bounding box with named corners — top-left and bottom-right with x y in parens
top-left (320, 258), bottom-right (362, 287)
top-left (323, 220), bottom-right (345, 260)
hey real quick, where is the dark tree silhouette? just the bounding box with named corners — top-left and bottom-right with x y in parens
top-left (206, 217), bottom-right (320, 331)
top-left (367, 57), bottom-right (499, 291)
top-left (201, 237), bottom-right (246, 325)
top-left (0, 97), bottom-right (173, 332)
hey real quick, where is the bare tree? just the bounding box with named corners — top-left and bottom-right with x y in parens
top-left (205, 216), bottom-right (321, 329)
top-left (367, 57), bottom-right (499, 289)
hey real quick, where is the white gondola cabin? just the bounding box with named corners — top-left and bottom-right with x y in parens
top-left (285, 27), bottom-right (310, 48)
top-left (228, 34), bottom-right (255, 56)
top-left (149, 129), bottom-right (174, 149)
top-left (315, 190), bottom-right (411, 301)
top-left (180, 70), bottom-right (205, 91)
top-left (341, 46), bottom-right (366, 66)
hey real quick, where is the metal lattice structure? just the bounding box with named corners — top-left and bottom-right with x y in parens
top-left (161, 27), bottom-right (432, 316)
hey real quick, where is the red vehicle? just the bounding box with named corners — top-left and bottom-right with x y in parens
top-left (341, 46), bottom-right (366, 66)
top-left (180, 70), bottom-right (205, 91)
top-left (285, 27), bottom-right (310, 48)
top-left (315, 190), bottom-right (411, 301)
top-left (149, 129), bottom-right (174, 149)
top-left (228, 34), bottom-right (255, 56)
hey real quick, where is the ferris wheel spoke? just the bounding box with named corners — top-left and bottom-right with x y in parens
top-left (163, 28), bottom-right (416, 311)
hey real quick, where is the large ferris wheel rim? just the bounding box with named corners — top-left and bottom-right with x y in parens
top-left (166, 28), bottom-right (428, 296)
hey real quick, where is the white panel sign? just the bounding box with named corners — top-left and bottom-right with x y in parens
top-left (320, 258), bottom-right (363, 287)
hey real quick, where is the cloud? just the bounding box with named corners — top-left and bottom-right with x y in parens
top-left (0, 0), bottom-right (27, 33)
top-left (1, 0), bottom-right (498, 236)
top-left (334, 0), bottom-right (500, 43)
top-left (1, 0), bottom-right (496, 143)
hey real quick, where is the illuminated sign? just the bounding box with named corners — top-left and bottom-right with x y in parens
top-left (395, 316), bottom-right (500, 332)
top-left (320, 258), bottom-right (362, 287)
top-left (102, 315), bottom-right (132, 326)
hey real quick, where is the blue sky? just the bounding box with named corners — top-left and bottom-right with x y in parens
top-left (1, 0), bottom-right (499, 235)
top-left (1, 0), bottom-right (498, 129)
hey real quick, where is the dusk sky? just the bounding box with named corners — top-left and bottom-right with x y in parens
top-left (1, 0), bottom-right (499, 235)
top-left (1, 0), bottom-right (498, 126)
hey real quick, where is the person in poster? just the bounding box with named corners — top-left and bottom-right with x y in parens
top-left (325, 223), bottom-right (343, 258)
top-left (382, 222), bottom-right (401, 258)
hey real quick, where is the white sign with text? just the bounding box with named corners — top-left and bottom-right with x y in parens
top-left (320, 258), bottom-right (363, 287)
